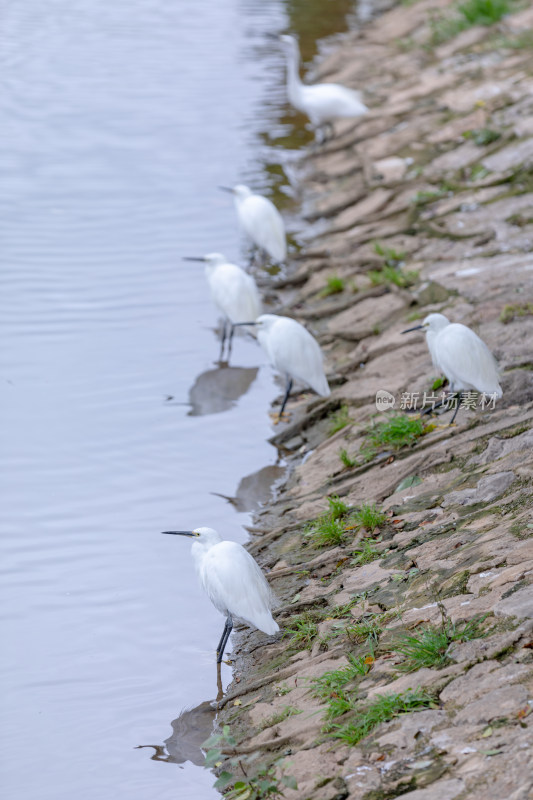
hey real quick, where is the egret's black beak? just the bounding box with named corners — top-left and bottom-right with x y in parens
top-left (183, 257), bottom-right (205, 262)
top-left (401, 324), bottom-right (424, 334)
top-left (233, 321), bottom-right (258, 327)
top-left (218, 186), bottom-right (234, 193)
top-left (162, 530), bottom-right (195, 537)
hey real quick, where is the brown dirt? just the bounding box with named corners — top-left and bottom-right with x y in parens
top-left (213, 2), bottom-right (533, 797)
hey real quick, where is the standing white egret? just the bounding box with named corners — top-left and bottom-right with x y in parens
top-left (236, 313), bottom-right (330, 421)
top-left (278, 34), bottom-right (368, 142)
top-left (161, 527), bottom-right (279, 663)
top-left (183, 253), bottom-right (261, 362)
top-left (402, 313), bottom-right (502, 422)
top-left (219, 185), bottom-right (287, 264)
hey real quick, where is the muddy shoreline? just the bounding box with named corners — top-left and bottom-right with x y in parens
top-left (213, 2), bottom-right (533, 798)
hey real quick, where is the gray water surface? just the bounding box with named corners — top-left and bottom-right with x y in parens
top-left (0, 0), bottom-right (357, 797)
top-left (1, 1), bottom-right (288, 798)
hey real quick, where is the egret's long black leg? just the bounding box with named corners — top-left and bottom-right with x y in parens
top-left (422, 399), bottom-right (445, 416)
top-left (449, 392), bottom-right (463, 424)
top-left (279, 378), bottom-right (293, 418)
top-left (227, 324), bottom-right (235, 363)
top-left (218, 321), bottom-right (228, 362)
top-left (216, 615), bottom-right (233, 664)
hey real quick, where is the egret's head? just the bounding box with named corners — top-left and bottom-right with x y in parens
top-left (162, 527), bottom-right (222, 545)
top-left (233, 313), bottom-right (279, 332)
top-left (183, 253), bottom-right (227, 267)
top-left (233, 184), bottom-right (252, 200)
top-left (402, 313), bottom-right (450, 336)
top-left (279, 34), bottom-right (297, 51)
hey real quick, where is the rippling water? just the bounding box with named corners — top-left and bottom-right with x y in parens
top-left (0, 0), bottom-right (355, 797)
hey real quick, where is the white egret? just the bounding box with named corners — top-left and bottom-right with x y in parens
top-left (236, 313), bottom-right (330, 421)
top-left (402, 313), bottom-right (502, 422)
top-left (278, 34), bottom-right (368, 142)
top-left (183, 253), bottom-right (261, 362)
top-left (219, 184), bottom-right (287, 264)
top-left (161, 527), bottom-right (279, 663)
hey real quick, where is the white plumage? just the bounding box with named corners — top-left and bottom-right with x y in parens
top-left (184, 252), bottom-right (261, 362)
top-left (279, 34), bottom-right (368, 139)
top-left (420, 313), bottom-right (502, 396)
top-left (221, 184), bottom-right (286, 263)
top-left (254, 313), bottom-right (330, 419)
top-left (162, 527), bottom-right (278, 663)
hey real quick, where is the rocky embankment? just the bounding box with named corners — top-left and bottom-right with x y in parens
top-left (213, 3), bottom-right (533, 798)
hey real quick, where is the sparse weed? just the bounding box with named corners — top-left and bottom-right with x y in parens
top-left (320, 275), bottom-right (345, 297)
top-left (284, 614), bottom-right (319, 648)
top-left (351, 503), bottom-right (387, 533)
top-left (368, 264), bottom-right (419, 289)
top-left (328, 495), bottom-right (349, 520)
top-left (458, 0), bottom-right (514, 25)
top-left (258, 705), bottom-right (301, 731)
top-left (365, 414), bottom-right (425, 452)
top-left (307, 517), bottom-right (345, 547)
top-left (312, 652), bottom-right (373, 701)
top-left (412, 188), bottom-right (446, 206)
top-left (330, 689), bottom-right (435, 745)
top-left (305, 495), bottom-right (353, 548)
top-left (339, 448), bottom-right (357, 469)
top-left (500, 302), bottom-right (533, 324)
top-left (351, 538), bottom-right (381, 566)
top-left (462, 127), bottom-right (501, 146)
top-left (346, 617), bottom-right (383, 645)
top-left (373, 241), bottom-right (406, 267)
top-left (430, 0), bottom-right (518, 45)
top-left (328, 405), bottom-right (353, 436)
top-left (394, 616), bottom-right (487, 672)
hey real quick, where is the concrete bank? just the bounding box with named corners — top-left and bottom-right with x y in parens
top-left (213, 2), bottom-right (533, 798)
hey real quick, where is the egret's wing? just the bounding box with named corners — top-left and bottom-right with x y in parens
top-left (268, 318), bottom-right (330, 397)
top-left (435, 324), bottom-right (502, 395)
top-left (241, 196), bottom-right (286, 262)
top-left (209, 264), bottom-right (261, 323)
top-left (201, 542), bottom-right (278, 635)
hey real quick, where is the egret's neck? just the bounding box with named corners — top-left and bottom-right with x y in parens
top-left (284, 47), bottom-right (303, 105)
top-left (190, 538), bottom-right (216, 569)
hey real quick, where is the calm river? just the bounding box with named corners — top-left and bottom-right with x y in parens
top-left (1, 0), bottom-right (356, 797)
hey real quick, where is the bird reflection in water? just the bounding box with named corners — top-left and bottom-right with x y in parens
top-left (135, 696), bottom-right (219, 766)
top-left (212, 463), bottom-right (286, 512)
top-left (188, 365), bottom-right (258, 416)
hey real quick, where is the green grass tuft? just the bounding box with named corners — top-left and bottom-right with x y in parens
top-left (458, 0), bottom-right (513, 25)
top-left (328, 495), bottom-right (349, 520)
top-left (366, 414), bottom-right (425, 452)
top-left (500, 302), bottom-right (533, 324)
top-left (351, 538), bottom-right (381, 566)
top-left (330, 689), bottom-right (435, 745)
top-left (308, 517), bottom-right (346, 548)
top-left (351, 503), bottom-right (387, 533)
top-left (305, 495), bottom-right (354, 548)
top-left (328, 405), bottom-right (353, 436)
top-left (312, 653), bottom-right (372, 701)
top-left (373, 241), bottom-right (406, 267)
top-left (339, 448), bottom-right (357, 469)
top-left (394, 617), bottom-right (487, 672)
top-left (431, 0), bottom-right (519, 44)
top-left (284, 614), bottom-right (319, 648)
top-left (462, 127), bottom-right (501, 146)
top-left (368, 264), bottom-right (419, 289)
top-left (320, 275), bottom-right (345, 297)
